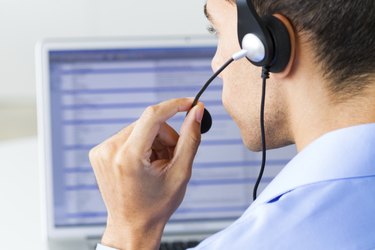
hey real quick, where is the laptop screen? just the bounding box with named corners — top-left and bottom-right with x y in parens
top-left (45, 41), bottom-right (294, 232)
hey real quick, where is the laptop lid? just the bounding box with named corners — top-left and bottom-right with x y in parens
top-left (36, 36), bottom-right (296, 242)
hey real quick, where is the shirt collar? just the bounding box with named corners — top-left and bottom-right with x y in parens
top-left (253, 123), bottom-right (375, 206)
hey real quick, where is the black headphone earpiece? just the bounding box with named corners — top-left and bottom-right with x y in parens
top-left (237, 0), bottom-right (291, 73)
top-left (262, 16), bottom-right (292, 73)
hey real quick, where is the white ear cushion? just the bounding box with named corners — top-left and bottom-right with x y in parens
top-left (242, 33), bottom-right (265, 62)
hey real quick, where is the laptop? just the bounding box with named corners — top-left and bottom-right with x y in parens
top-left (36, 36), bottom-right (296, 250)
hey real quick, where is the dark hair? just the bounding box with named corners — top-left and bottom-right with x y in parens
top-left (232, 0), bottom-right (375, 99)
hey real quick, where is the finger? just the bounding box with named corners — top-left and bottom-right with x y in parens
top-left (104, 121), bottom-right (137, 148)
top-left (153, 123), bottom-right (179, 148)
top-left (126, 98), bottom-right (194, 153)
top-left (171, 102), bottom-right (204, 174)
top-left (151, 123), bottom-right (179, 160)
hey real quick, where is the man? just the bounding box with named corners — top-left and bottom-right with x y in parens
top-left (90, 0), bottom-right (375, 249)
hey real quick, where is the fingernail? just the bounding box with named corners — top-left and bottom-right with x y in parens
top-left (195, 104), bottom-right (204, 124)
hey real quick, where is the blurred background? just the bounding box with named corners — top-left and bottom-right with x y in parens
top-left (0, 0), bottom-right (208, 141)
top-left (0, 0), bottom-right (207, 248)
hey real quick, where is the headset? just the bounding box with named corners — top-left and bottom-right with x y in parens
top-left (189, 0), bottom-right (292, 200)
top-left (237, 0), bottom-right (291, 72)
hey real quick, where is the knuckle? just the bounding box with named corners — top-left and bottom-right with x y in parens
top-left (122, 143), bottom-right (142, 162)
top-left (143, 105), bottom-right (159, 117)
top-left (90, 141), bottom-right (117, 164)
top-left (88, 146), bottom-right (98, 162)
top-left (113, 153), bottom-right (124, 169)
top-left (114, 143), bottom-right (140, 174)
top-left (101, 141), bottom-right (117, 158)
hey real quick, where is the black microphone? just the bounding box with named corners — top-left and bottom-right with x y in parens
top-left (189, 50), bottom-right (248, 134)
top-left (200, 108), bottom-right (212, 134)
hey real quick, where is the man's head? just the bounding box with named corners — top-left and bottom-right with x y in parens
top-left (205, 0), bottom-right (375, 151)
top-left (249, 0), bottom-right (375, 98)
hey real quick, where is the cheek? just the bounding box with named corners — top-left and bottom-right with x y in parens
top-left (221, 64), bottom-right (245, 120)
top-left (221, 81), bottom-right (232, 115)
top-left (221, 62), bottom-right (262, 126)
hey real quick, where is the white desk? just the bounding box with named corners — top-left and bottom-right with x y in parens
top-left (0, 137), bottom-right (45, 249)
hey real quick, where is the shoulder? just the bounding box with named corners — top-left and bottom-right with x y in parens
top-left (262, 176), bottom-right (375, 249)
top-left (195, 176), bottom-right (375, 250)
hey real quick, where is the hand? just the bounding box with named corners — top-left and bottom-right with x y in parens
top-left (89, 98), bottom-right (204, 250)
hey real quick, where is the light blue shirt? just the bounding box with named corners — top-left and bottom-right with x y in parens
top-left (97, 123), bottom-right (375, 250)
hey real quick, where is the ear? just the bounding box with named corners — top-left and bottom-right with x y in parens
top-left (272, 14), bottom-right (296, 79)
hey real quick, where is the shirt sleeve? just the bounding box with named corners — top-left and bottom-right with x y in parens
top-left (96, 243), bottom-right (119, 250)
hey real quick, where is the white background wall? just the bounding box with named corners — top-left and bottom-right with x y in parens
top-left (0, 1), bottom-right (209, 248)
top-left (0, 0), bottom-right (209, 140)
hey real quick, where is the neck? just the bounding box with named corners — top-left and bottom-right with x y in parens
top-left (288, 76), bottom-right (375, 151)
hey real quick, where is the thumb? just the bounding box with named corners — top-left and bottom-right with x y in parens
top-left (173, 102), bottom-right (204, 169)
